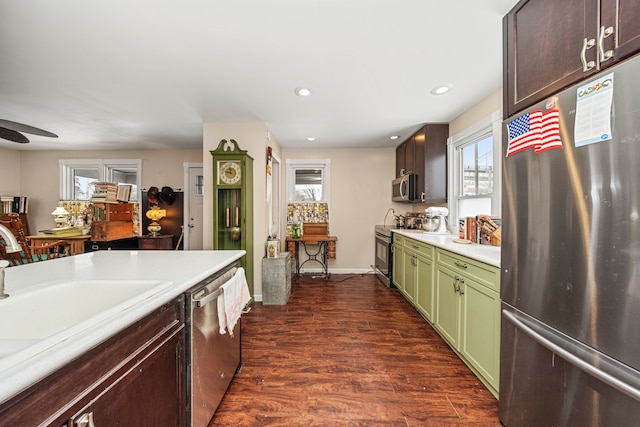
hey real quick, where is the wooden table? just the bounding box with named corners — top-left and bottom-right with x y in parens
top-left (286, 236), bottom-right (337, 278)
top-left (28, 235), bottom-right (91, 256)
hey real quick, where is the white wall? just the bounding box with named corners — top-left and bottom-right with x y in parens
top-left (16, 149), bottom-right (202, 233)
top-left (0, 147), bottom-right (22, 196)
top-left (282, 147), bottom-right (404, 273)
top-left (450, 88), bottom-right (502, 136)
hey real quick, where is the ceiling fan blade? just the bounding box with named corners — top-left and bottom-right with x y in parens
top-left (0, 127), bottom-right (30, 143)
top-left (0, 119), bottom-right (58, 138)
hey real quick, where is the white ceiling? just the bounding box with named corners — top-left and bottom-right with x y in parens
top-left (0, 0), bottom-right (518, 151)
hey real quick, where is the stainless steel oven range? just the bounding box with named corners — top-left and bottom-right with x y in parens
top-left (374, 225), bottom-right (394, 287)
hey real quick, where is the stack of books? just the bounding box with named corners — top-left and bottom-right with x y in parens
top-left (0, 195), bottom-right (29, 214)
top-left (116, 184), bottom-right (132, 202)
top-left (39, 226), bottom-right (83, 237)
top-left (90, 182), bottom-right (118, 203)
top-left (460, 215), bottom-right (501, 245)
top-left (1, 196), bottom-right (14, 214)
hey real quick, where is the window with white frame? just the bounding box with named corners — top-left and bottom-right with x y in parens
top-left (59, 159), bottom-right (142, 201)
top-left (448, 111), bottom-right (502, 227)
top-left (286, 159), bottom-right (330, 202)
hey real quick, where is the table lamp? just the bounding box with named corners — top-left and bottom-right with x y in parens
top-left (51, 205), bottom-right (70, 227)
top-left (146, 206), bottom-right (166, 236)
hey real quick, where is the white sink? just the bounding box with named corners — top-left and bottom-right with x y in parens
top-left (0, 279), bottom-right (173, 358)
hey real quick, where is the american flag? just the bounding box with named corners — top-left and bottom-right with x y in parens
top-left (506, 110), bottom-right (543, 157)
top-left (534, 109), bottom-right (562, 153)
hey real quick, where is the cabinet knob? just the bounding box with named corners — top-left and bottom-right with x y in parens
top-left (75, 412), bottom-right (95, 427)
top-left (454, 260), bottom-right (468, 268)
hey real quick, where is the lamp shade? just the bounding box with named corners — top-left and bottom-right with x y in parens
top-left (51, 206), bottom-right (69, 216)
top-left (146, 206), bottom-right (166, 221)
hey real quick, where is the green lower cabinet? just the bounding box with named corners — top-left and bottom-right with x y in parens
top-left (394, 237), bottom-right (500, 397)
top-left (392, 239), bottom-right (404, 289)
top-left (414, 253), bottom-right (434, 322)
top-left (402, 251), bottom-right (417, 303)
top-left (434, 248), bottom-right (500, 398)
top-left (460, 278), bottom-right (501, 394)
top-left (398, 237), bottom-right (433, 312)
top-left (434, 264), bottom-right (461, 348)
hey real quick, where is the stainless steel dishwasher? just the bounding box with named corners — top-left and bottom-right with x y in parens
top-left (185, 260), bottom-right (242, 427)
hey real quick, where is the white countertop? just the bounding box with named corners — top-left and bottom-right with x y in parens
top-left (0, 249), bottom-right (244, 404)
top-left (393, 230), bottom-right (501, 267)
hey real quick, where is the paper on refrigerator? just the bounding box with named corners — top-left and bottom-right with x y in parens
top-left (574, 72), bottom-right (614, 147)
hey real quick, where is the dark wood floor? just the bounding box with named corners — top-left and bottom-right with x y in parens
top-left (210, 273), bottom-right (500, 426)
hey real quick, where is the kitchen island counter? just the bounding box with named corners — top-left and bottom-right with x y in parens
top-left (0, 249), bottom-right (244, 405)
top-left (393, 230), bottom-right (500, 267)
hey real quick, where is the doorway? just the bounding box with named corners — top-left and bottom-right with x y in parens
top-left (184, 162), bottom-right (204, 250)
top-left (269, 154), bottom-right (281, 240)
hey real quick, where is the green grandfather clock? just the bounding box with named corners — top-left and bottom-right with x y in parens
top-left (211, 139), bottom-right (254, 296)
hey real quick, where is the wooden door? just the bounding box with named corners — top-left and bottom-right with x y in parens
top-left (503, 0), bottom-right (598, 117)
top-left (69, 331), bottom-right (186, 427)
top-left (423, 124), bottom-right (448, 203)
top-left (601, 0), bottom-right (640, 63)
top-left (396, 142), bottom-right (406, 178)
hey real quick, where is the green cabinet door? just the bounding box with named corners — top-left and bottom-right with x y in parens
top-left (415, 253), bottom-right (434, 322)
top-left (403, 251), bottom-right (416, 303)
top-left (392, 240), bottom-right (404, 289)
top-left (434, 264), bottom-right (460, 348)
top-left (460, 277), bottom-right (501, 392)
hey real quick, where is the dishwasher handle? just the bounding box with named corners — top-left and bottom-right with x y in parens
top-left (193, 267), bottom-right (238, 307)
top-left (195, 287), bottom-right (223, 307)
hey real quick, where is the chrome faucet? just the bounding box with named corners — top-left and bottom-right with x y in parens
top-left (0, 223), bottom-right (22, 299)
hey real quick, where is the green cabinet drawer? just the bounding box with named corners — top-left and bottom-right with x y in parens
top-left (403, 237), bottom-right (433, 259)
top-left (436, 249), bottom-right (499, 292)
top-left (393, 234), bottom-right (405, 247)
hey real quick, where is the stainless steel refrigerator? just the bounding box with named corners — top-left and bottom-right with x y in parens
top-left (500, 53), bottom-right (640, 426)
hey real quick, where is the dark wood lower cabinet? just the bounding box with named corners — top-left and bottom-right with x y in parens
top-left (139, 234), bottom-right (174, 250)
top-left (0, 297), bottom-right (186, 427)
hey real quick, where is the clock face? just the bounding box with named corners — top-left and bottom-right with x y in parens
top-left (219, 161), bottom-right (242, 185)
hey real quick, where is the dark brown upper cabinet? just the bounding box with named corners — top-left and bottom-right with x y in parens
top-left (503, 0), bottom-right (640, 118)
top-left (395, 124), bottom-right (449, 203)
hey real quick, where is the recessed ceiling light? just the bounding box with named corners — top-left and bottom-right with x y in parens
top-left (294, 87), bottom-right (313, 97)
top-left (390, 135), bottom-right (400, 140)
top-left (307, 137), bottom-right (316, 142)
top-left (431, 84), bottom-right (453, 95)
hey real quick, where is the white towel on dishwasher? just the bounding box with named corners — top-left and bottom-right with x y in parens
top-left (217, 267), bottom-right (251, 336)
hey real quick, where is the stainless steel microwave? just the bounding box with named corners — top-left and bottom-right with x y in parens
top-left (392, 174), bottom-right (415, 202)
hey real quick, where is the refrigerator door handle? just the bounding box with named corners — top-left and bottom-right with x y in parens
top-left (503, 309), bottom-right (640, 402)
